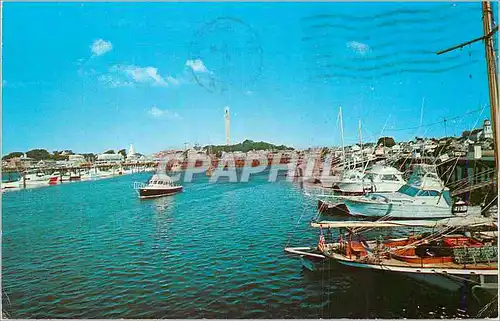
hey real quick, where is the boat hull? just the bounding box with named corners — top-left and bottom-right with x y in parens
top-left (336, 181), bottom-right (403, 194)
top-left (139, 186), bottom-right (183, 199)
top-left (343, 198), bottom-right (454, 219)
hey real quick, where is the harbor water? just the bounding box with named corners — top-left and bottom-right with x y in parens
top-left (1, 171), bottom-right (487, 318)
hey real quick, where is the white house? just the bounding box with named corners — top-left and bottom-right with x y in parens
top-left (96, 153), bottom-right (124, 164)
top-left (68, 154), bottom-right (86, 166)
top-left (391, 144), bottom-right (402, 153)
top-left (481, 119), bottom-right (493, 139)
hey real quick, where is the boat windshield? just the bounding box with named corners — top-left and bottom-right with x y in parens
top-left (397, 184), bottom-right (420, 197)
top-left (381, 174), bottom-right (399, 181)
top-left (364, 173), bottom-right (376, 181)
top-left (442, 190), bottom-right (452, 206)
top-left (417, 190), bottom-right (440, 196)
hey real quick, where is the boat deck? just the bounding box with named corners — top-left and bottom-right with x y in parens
top-left (379, 257), bottom-right (497, 270)
top-left (329, 252), bottom-right (498, 275)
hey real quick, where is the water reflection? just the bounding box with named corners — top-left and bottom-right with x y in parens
top-left (152, 196), bottom-right (175, 214)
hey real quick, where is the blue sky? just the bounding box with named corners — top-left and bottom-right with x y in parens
top-left (2, 2), bottom-right (497, 155)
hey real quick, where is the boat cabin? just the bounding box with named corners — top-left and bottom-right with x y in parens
top-left (147, 174), bottom-right (176, 187)
top-left (363, 165), bottom-right (405, 183)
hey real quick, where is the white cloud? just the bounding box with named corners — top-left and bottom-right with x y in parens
top-left (100, 64), bottom-right (179, 88)
top-left (148, 106), bottom-right (182, 120)
top-left (166, 76), bottom-right (180, 85)
top-left (346, 41), bottom-right (370, 56)
top-left (90, 39), bottom-right (113, 56)
top-left (98, 74), bottom-right (134, 88)
top-left (185, 59), bottom-right (209, 73)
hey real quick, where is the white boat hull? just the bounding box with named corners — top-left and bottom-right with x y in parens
top-left (337, 181), bottom-right (403, 194)
top-left (319, 176), bottom-right (341, 188)
top-left (343, 199), bottom-right (455, 219)
top-left (338, 259), bottom-right (496, 293)
top-left (2, 180), bottom-right (20, 189)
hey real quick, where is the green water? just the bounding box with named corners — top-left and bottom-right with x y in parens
top-left (1, 171), bottom-right (491, 318)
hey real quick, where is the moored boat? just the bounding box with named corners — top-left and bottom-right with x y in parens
top-left (286, 217), bottom-right (498, 296)
top-left (334, 164), bottom-right (406, 195)
top-left (342, 164), bottom-right (482, 219)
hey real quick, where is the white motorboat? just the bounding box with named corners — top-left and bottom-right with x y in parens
top-left (334, 164), bottom-right (406, 195)
top-left (134, 174), bottom-right (183, 199)
top-left (319, 169), bottom-right (362, 189)
top-left (342, 164), bottom-right (482, 219)
top-left (22, 171), bottom-right (58, 186)
top-left (2, 179), bottom-right (21, 189)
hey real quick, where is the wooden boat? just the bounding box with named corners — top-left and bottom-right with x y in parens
top-left (286, 218), bottom-right (498, 294)
top-left (135, 174), bottom-right (183, 199)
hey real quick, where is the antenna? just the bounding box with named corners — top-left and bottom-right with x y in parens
top-left (339, 106), bottom-right (345, 168)
top-left (418, 97), bottom-right (425, 138)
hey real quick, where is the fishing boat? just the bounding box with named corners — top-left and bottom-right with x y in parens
top-left (320, 168), bottom-right (362, 189)
top-left (135, 174), bottom-right (183, 199)
top-left (52, 171), bottom-right (71, 182)
top-left (334, 164), bottom-right (406, 195)
top-left (24, 170), bottom-right (58, 186)
top-left (316, 164), bottom-right (406, 215)
top-left (341, 164), bottom-right (482, 219)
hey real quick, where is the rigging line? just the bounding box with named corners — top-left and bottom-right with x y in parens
top-left (481, 194), bottom-right (498, 211)
top-left (386, 224), bottom-right (464, 253)
top-left (444, 104), bottom-right (488, 186)
top-left (285, 204), bottom-right (309, 248)
top-left (476, 294), bottom-right (499, 318)
top-left (419, 97), bottom-right (425, 138)
top-left (379, 113), bottom-right (392, 138)
top-left (447, 169), bottom-right (496, 188)
top-left (386, 107), bottom-right (485, 132)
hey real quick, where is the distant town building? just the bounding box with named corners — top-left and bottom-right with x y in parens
top-left (96, 153), bottom-right (124, 164)
top-left (391, 144), bottom-right (402, 153)
top-left (350, 144), bottom-right (361, 152)
top-left (36, 159), bottom-right (56, 168)
top-left (126, 144), bottom-right (145, 162)
top-left (56, 160), bottom-right (69, 167)
top-left (482, 119), bottom-right (493, 139)
top-left (469, 119), bottom-right (494, 141)
top-left (18, 154), bottom-right (35, 167)
top-left (68, 154), bottom-right (86, 166)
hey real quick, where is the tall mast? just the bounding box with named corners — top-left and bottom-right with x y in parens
top-left (358, 119), bottom-right (363, 153)
top-left (481, 1), bottom-right (499, 172)
top-left (339, 106), bottom-right (346, 167)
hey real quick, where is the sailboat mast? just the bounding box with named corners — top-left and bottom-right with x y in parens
top-left (339, 106), bottom-right (346, 168)
top-left (358, 119), bottom-right (363, 154)
top-left (482, 1), bottom-right (499, 172)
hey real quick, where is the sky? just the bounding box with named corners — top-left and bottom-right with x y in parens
top-left (2, 2), bottom-right (498, 155)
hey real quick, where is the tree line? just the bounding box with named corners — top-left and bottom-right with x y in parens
top-left (203, 140), bottom-right (294, 157)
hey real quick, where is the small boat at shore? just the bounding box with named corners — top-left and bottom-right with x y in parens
top-left (135, 174), bottom-right (183, 199)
